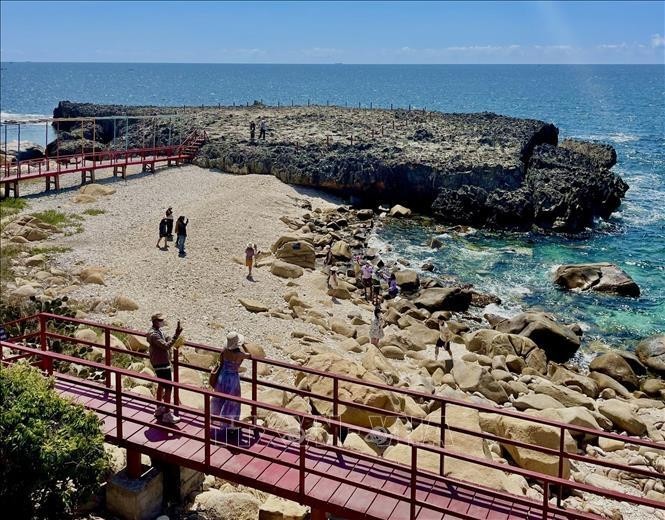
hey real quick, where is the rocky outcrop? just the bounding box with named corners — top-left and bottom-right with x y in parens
top-left (492, 311), bottom-right (581, 362)
top-left (53, 102), bottom-right (627, 233)
top-left (554, 263), bottom-right (640, 297)
top-left (636, 335), bottom-right (665, 375)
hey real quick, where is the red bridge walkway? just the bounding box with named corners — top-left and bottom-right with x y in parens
top-left (2, 313), bottom-right (664, 520)
top-left (1, 116), bottom-right (206, 197)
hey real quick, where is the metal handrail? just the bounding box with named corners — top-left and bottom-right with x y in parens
top-left (2, 313), bottom-right (664, 519)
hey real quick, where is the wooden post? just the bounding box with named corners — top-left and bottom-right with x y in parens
top-left (105, 328), bottom-right (111, 388)
top-left (115, 371), bottom-right (123, 439)
top-left (251, 359), bottom-right (257, 425)
top-left (126, 449), bottom-right (142, 479)
top-left (332, 377), bottom-right (339, 446)
top-left (439, 402), bottom-right (446, 475)
top-left (204, 394), bottom-right (211, 466)
top-left (410, 444), bottom-right (417, 520)
top-left (39, 313), bottom-right (50, 374)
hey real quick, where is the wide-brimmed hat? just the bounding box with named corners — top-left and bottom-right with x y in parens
top-left (330, 266), bottom-right (339, 272)
top-left (226, 331), bottom-right (245, 351)
top-left (151, 313), bottom-right (166, 322)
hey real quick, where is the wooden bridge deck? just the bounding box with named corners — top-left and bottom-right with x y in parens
top-left (55, 377), bottom-right (561, 520)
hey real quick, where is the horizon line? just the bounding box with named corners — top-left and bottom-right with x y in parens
top-left (2, 61), bottom-right (664, 66)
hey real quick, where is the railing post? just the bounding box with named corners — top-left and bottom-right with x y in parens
top-left (38, 313), bottom-right (52, 374)
top-left (299, 419), bottom-right (306, 499)
top-left (104, 328), bottom-right (111, 388)
top-left (251, 358), bottom-right (257, 426)
top-left (439, 402), bottom-right (446, 475)
top-left (332, 377), bottom-right (339, 446)
top-left (542, 478), bottom-right (550, 519)
top-left (557, 425), bottom-right (565, 507)
top-left (204, 393), bottom-right (211, 466)
top-left (172, 348), bottom-right (180, 415)
top-left (115, 371), bottom-right (123, 439)
top-left (410, 444), bottom-right (418, 520)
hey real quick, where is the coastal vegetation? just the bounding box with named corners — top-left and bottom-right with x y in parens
top-left (0, 365), bottom-right (109, 519)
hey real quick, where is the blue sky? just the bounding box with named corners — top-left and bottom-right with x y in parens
top-left (1, 1), bottom-right (664, 64)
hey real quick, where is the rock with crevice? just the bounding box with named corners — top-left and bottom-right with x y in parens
top-left (554, 263), bottom-right (640, 297)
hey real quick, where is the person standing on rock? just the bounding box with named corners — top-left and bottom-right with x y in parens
top-left (323, 244), bottom-right (333, 267)
top-left (259, 119), bottom-right (267, 140)
top-left (249, 121), bottom-right (256, 143)
top-left (245, 243), bottom-right (258, 279)
top-left (156, 214), bottom-right (169, 249)
top-left (435, 320), bottom-right (451, 360)
top-left (175, 216), bottom-right (188, 257)
top-left (327, 266), bottom-right (339, 292)
top-left (387, 273), bottom-right (399, 299)
top-left (361, 261), bottom-right (374, 300)
top-left (165, 207), bottom-right (174, 241)
top-left (370, 307), bottom-right (385, 347)
top-left (147, 313), bottom-right (183, 425)
top-left (210, 332), bottom-right (251, 442)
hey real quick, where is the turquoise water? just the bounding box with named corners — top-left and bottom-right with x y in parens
top-left (1, 63), bottom-right (664, 348)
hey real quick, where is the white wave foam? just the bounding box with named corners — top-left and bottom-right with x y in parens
top-left (0, 111), bottom-right (50, 123)
top-left (571, 132), bottom-right (639, 144)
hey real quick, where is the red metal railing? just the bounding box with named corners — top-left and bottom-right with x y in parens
top-left (1, 313), bottom-right (663, 520)
top-left (1, 128), bottom-right (206, 182)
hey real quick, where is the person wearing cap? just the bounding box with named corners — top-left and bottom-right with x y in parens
top-left (327, 265), bottom-right (339, 294)
top-left (244, 243), bottom-right (258, 279)
top-left (147, 313), bottom-right (183, 424)
top-left (323, 244), bottom-right (333, 266)
top-left (360, 261), bottom-right (374, 300)
top-left (210, 331), bottom-right (251, 442)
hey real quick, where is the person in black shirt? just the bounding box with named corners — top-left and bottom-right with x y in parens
top-left (175, 216), bottom-right (189, 257)
top-left (156, 216), bottom-right (169, 249)
top-left (165, 207), bottom-right (174, 241)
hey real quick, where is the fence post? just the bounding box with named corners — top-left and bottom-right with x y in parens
top-left (332, 377), bottom-right (339, 446)
top-left (251, 359), bottom-right (257, 425)
top-left (204, 394), bottom-right (211, 466)
top-left (557, 426), bottom-right (565, 507)
top-left (173, 349), bottom-right (180, 415)
top-left (542, 478), bottom-right (550, 518)
top-left (439, 402), bottom-right (446, 475)
top-left (299, 419), bottom-right (306, 499)
top-left (115, 371), bottom-right (123, 439)
top-left (410, 444), bottom-right (418, 520)
top-left (105, 328), bottom-right (111, 388)
top-left (38, 313), bottom-right (51, 374)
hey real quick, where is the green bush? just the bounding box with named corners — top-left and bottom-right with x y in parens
top-left (0, 364), bottom-right (109, 518)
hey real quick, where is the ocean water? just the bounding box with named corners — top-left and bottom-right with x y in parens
top-left (1, 63), bottom-right (664, 349)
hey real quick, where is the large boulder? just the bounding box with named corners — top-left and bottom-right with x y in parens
top-left (192, 490), bottom-right (259, 520)
top-left (271, 236), bottom-right (315, 269)
top-left (598, 399), bottom-right (647, 436)
top-left (238, 298), bottom-right (269, 313)
top-left (465, 329), bottom-right (547, 374)
top-left (331, 240), bottom-right (352, 260)
top-left (383, 405), bottom-right (527, 496)
top-left (270, 260), bottom-right (304, 279)
top-left (294, 352), bottom-right (403, 428)
top-left (553, 263), bottom-right (639, 297)
top-left (549, 365), bottom-right (599, 398)
top-left (451, 361), bottom-right (509, 404)
top-left (389, 205), bottom-right (412, 217)
top-left (588, 352), bottom-right (639, 390)
top-left (494, 414), bottom-right (576, 478)
top-left (415, 287), bottom-right (471, 312)
top-left (394, 269), bottom-right (420, 293)
top-left (258, 496), bottom-right (308, 520)
top-left (493, 311), bottom-right (581, 362)
top-left (635, 335), bottom-right (665, 375)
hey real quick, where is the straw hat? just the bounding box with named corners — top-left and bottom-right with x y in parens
top-left (226, 331), bottom-right (245, 351)
top-left (151, 313), bottom-right (165, 323)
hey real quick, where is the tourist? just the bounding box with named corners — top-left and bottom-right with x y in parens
top-left (245, 243), bottom-right (258, 278)
top-left (435, 320), bottom-right (451, 360)
top-left (361, 261), bottom-right (374, 300)
top-left (352, 255), bottom-right (362, 282)
top-left (147, 313), bottom-right (183, 424)
top-left (259, 119), bottom-right (267, 140)
top-left (175, 216), bottom-right (188, 257)
top-left (323, 244), bottom-right (333, 267)
top-left (369, 307), bottom-right (385, 346)
top-left (327, 266), bottom-right (339, 291)
top-left (387, 273), bottom-right (399, 299)
top-left (156, 214), bottom-right (169, 249)
top-left (249, 121), bottom-right (256, 142)
top-left (165, 207), bottom-right (174, 241)
top-left (210, 331), bottom-right (251, 442)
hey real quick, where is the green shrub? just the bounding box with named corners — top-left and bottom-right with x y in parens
top-left (0, 365), bottom-right (109, 518)
top-left (82, 208), bottom-right (106, 216)
top-left (0, 197), bottom-right (28, 218)
top-left (31, 209), bottom-right (70, 227)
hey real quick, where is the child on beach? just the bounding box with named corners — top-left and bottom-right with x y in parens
top-left (175, 216), bottom-right (188, 257)
top-left (369, 307), bottom-right (385, 346)
top-left (245, 243), bottom-right (258, 278)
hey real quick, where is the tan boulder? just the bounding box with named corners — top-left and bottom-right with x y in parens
top-left (451, 360), bottom-right (509, 403)
top-left (75, 328), bottom-right (101, 344)
top-left (80, 183), bottom-right (116, 196)
top-left (513, 394), bottom-right (564, 411)
top-left (126, 334), bottom-right (149, 353)
top-left (238, 298), bottom-right (269, 313)
top-left (589, 352), bottom-right (639, 390)
top-left (381, 346), bottom-right (405, 360)
top-left (362, 345), bottom-right (400, 384)
top-left (531, 381), bottom-right (595, 410)
top-left (330, 319), bottom-right (355, 338)
top-left (549, 365), bottom-right (599, 398)
top-left (394, 269), bottom-right (420, 292)
top-left (415, 287), bottom-right (471, 312)
top-left (273, 240), bottom-right (316, 269)
top-left (295, 352), bottom-right (403, 428)
top-left (495, 414), bottom-right (576, 478)
top-left (343, 432), bottom-right (379, 456)
top-left (11, 285), bottom-right (38, 298)
top-left (259, 496), bottom-right (308, 520)
top-left (466, 329), bottom-right (546, 374)
top-left (554, 263), bottom-right (640, 297)
top-left (264, 412), bottom-right (301, 435)
top-left (389, 204), bottom-right (412, 217)
top-left (113, 295), bottom-right (139, 311)
top-left (270, 260), bottom-right (304, 279)
top-left (25, 254), bottom-right (45, 267)
top-left (636, 335), bottom-right (665, 375)
top-left (598, 399), bottom-right (647, 436)
top-left (331, 240), bottom-right (352, 260)
top-left (589, 371), bottom-right (631, 398)
top-left (71, 194), bottom-right (97, 204)
top-left (192, 490), bottom-right (260, 520)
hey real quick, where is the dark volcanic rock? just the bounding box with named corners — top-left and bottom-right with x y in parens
top-left (52, 102), bottom-right (627, 233)
top-left (554, 263), bottom-right (640, 297)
